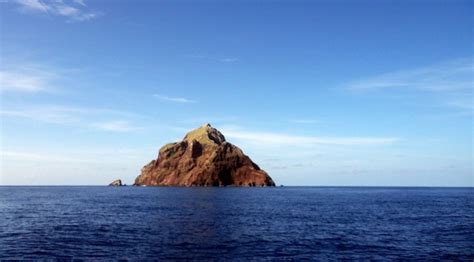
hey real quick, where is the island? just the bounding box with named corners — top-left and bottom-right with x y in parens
top-left (133, 123), bottom-right (275, 187)
top-left (108, 179), bottom-right (123, 186)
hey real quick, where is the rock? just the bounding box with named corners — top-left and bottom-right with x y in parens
top-left (134, 123), bottom-right (275, 187)
top-left (109, 179), bottom-right (123, 186)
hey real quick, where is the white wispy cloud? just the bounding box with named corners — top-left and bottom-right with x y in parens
top-left (1, 150), bottom-right (94, 163)
top-left (13, 0), bottom-right (101, 21)
top-left (0, 105), bottom-right (142, 132)
top-left (186, 54), bottom-right (239, 63)
top-left (222, 129), bottom-right (398, 146)
top-left (291, 119), bottom-right (318, 124)
top-left (153, 94), bottom-right (196, 104)
top-left (0, 105), bottom-right (109, 124)
top-left (180, 116), bottom-right (239, 125)
top-left (0, 65), bottom-right (58, 93)
top-left (92, 120), bottom-right (138, 132)
top-left (446, 100), bottom-right (473, 110)
top-left (56, 4), bottom-right (79, 16)
top-left (218, 57), bottom-right (239, 63)
top-left (0, 108), bottom-right (80, 124)
top-left (348, 58), bottom-right (473, 114)
top-left (72, 0), bottom-right (86, 6)
top-left (1, 148), bottom-right (147, 163)
top-left (348, 58), bottom-right (473, 92)
top-left (15, 0), bottom-right (48, 12)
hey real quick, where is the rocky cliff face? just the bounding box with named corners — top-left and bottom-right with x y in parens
top-left (109, 179), bottom-right (123, 186)
top-left (134, 124), bottom-right (275, 187)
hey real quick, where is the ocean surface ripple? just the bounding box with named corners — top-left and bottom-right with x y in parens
top-left (0, 187), bottom-right (473, 260)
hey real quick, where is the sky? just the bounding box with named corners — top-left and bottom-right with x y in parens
top-left (0, 0), bottom-right (472, 186)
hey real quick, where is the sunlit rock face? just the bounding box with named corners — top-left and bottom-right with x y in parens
top-left (134, 124), bottom-right (275, 187)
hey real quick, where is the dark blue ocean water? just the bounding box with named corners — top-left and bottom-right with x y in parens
top-left (0, 187), bottom-right (472, 260)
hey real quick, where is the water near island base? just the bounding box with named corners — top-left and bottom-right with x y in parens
top-left (0, 187), bottom-right (472, 260)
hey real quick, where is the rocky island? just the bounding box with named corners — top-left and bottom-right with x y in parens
top-left (109, 179), bottom-right (123, 186)
top-left (133, 124), bottom-right (275, 187)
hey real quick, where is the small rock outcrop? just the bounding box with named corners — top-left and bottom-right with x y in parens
top-left (109, 179), bottom-right (123, 186)
top-left (134, 124), bottom-right (275, 187)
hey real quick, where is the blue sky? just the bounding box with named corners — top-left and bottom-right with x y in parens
top-left (0, 0), bottom-right (472, 186)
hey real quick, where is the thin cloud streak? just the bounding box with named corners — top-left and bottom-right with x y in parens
top-left (446, 100), bottom-right (474, 110)
top-left (186, 54), bottom-right (239, 63)
top-left (0, 66), bottom-right (57, 93)
top-left (0, 105), bottom-right (142, 132)
top-left (0, 108), bottom-right (81, 124)
top-left (92, 120), bottom-right (138, 132)
top-left (348, 58), bottom-right (473, 92)
top-left (0, 71), bottom-right (46, 92)
top-left (153, 94), bottom-right (196, 104)
top-left (291, 119), bottom-right (318, 124)
top-left (180, 116), bottom-right (238, 125)
top-left (1, 151), bottom-right (95, 163)
top-left (1, 106), bottom-right (109, 124)
top-left (15, 0), bottom-right (48, 12)
top-left (13, 0), bottom-right (101, 21)
top-left (1, 149), bottom-right (144, 163)
top-left (218, 58), bottom-right (239, 63)
top-left (223, 130), bottom-right (399, 146)
top-left (72, 0), bottom-right (86, 6)
top-left (347, 58), bottom-right (473, 114)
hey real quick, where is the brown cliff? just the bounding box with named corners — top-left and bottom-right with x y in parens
top-left (134, 124), bottom-right (275, 187)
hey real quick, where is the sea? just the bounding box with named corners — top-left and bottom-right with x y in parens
top-left (0, 186), bottom-right (472, 260)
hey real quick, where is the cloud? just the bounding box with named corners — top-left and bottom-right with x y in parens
top-left (186, 54), bottom-right (239, 63)
top-left (1, 150), bottom-right (94, 163)
top-left (0, 65), bottom-right (57, 92)
top-left (55, 4), bottom-right (79, 16)
top-left (348, 58), bottom-right (473, 92)
top-left (0, 105), bottom-right (105, 124)
top-left (347, 58), bottom-right (473, 114)
top-left (153, 94), bottom-right (196, 104)
top-left (446, 100), bottom-right (473, 110)
top-left (291, 119), bottom-right (318, 124)
top-left (180, 116), bottom-right (238, 125)
top-left (72, 12), bottom-right (97, 21)
top-left (72, 0), bottom-right (85, 6)
top-left (0, 108), bottom-right (80, 124)
top-left (15, 0), bottom-right (48, 12)
top-left (0, 105), bottom-right (142, 132)
top-left (1, 148), bottom-right (146, 163)
top-left (92, 120), bottom-right (137, 132)
top-left (222, 129), bottom-right (399, 146)
top-left (218, 58), bottom-right (239, 63)
top-left (13, 0), bottom-right (100, 21)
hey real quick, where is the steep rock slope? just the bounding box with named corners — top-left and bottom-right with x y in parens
top-left (134, 124), bottom-right (275, 187)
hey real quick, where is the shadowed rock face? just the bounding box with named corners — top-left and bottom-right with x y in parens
top-left (109, 179), bottom-right (123, 186)
top-left (134, 124), bottom-right (275, 187)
